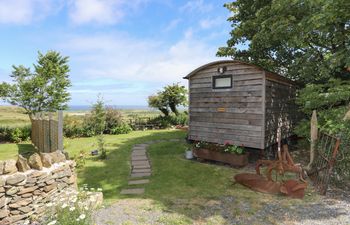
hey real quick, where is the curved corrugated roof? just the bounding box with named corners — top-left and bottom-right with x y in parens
top-left (183, 60), bottom-right (296, 86)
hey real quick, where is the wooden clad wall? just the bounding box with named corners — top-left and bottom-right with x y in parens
top-left (264, 78), bottom-right (298, 148)
top-left (188, 62), bottom-right (265, 149)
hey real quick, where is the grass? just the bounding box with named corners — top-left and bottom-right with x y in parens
top-left (0, 105), bottom-right (161, 128)
top-left (141, 141), bottom-right (319, 224)
top-left (0, 106), bottom-right (30, 127)
top-left (0, 128), bottom-right (320, 223)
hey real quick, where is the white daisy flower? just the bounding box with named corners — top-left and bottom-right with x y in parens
top-left (79, 214), bottom-right (86, 220)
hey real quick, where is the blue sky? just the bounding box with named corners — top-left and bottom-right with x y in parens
top-left (0, 0), bottom-right (232, 106)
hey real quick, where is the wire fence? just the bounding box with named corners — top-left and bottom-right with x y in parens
top-left (31, 111), bottom-right (63, 153)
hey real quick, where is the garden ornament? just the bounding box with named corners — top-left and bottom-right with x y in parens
top-left (234, 128), bottom-right (308, 199)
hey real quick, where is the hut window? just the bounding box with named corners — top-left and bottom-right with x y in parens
top-left (212, 75), bottom-right (232, 89)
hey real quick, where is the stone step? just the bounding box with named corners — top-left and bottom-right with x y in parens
top-left (131, 156), bottom-right (148, 161)
top-left (133, 165), bottom-right (151, 169)
top-left (132, 150), bottom-right (146, 155)
top-left (128, 179), bottom-right (150, 185)
top-left (131, 161), bottom-right (150, 166)
top-left (132, 168), bottom-right (151, 173)
top-left (120, 188), bottom-right (145, 195)
top-left (131, 172), bottom-right (151, 178)
top-left (134, 144), bottom-right (149, 148)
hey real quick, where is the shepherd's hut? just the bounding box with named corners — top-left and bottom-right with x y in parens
top-left (184, 60), bottom-right (298, 150)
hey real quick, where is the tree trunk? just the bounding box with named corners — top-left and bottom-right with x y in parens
top-left (169, 103), bottom-right (178, 116)
top-left (306, 110), bottom-right (318, 171)
top-left (159, 107), bottom-right (169, 116)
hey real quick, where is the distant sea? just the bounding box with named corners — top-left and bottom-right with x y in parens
top-left (68, 105), bottom-right (154, 111)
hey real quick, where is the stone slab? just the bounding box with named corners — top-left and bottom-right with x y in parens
top-left (131, 173), bottom-right (151, 178)
top-left (131, 161), bottom-right (150, 166)
top-left (131, 154), bottom-right (146, 158)
top-left (128, 179), bottom-right (150, 185)
top-left (120, 188), bottom-right (144, 195)
top-left (131, 156), bottom-right (148, 161)
top-left (133, 165), bottom-right (151, 169)
top-left (132, 168), bottom-right (151, 173)
top-left (134, 144), bottom-right (149, 148)
top-left (132, 148), bottom-right (146, 152)
top-left (132, 150), bottom-right (146, 154)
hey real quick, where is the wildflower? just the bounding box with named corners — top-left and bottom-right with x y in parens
top-left (69, 206), bottom-right (76, 211)
top-left (47, 221), bottom-right (57, 225)
top-left (97, 188), bottom-right (103, 192)
top-left (76, 218), bottom-right (80, 222)
top-left (61, 203), bottom-right (68, 209)
top-left (84, 206), bottom-right (89, 211)
top-left (71, 197), bottom-right (77, 203)
top-left (79, 214), bottom-right (86, 220)
top-left (90, 188), bottom-right (95, 191)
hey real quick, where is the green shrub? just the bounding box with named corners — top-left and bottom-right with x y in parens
top-left (149, 113), bottom-right (189, 129)
top-left (105, 107), bottom-right (123, 133)
top-left (110, 123), bottom-right (132, 135)
top-left (0, 125), bottom-right (31, 143)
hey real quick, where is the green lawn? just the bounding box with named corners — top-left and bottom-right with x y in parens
top-left (0, 129), bottom-right (319, 224)
top-left (0, 106), bottom-right (31, 127)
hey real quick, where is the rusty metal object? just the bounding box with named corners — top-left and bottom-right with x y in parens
top-left (234, 173), bottom-right (281, 194)
top-left (280, 180), bottom-right (308, 199)
top-left (308, 132), bottom-right (341, 195)
top-left (234, 141), bottom-right (308, 198)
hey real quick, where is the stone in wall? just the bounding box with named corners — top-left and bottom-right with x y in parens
top-left (28, 153), bottom-right (43, 170)
top-left (16, 155), bottom-right (30, 172)
top-left (0, 156), bottom-right (78, 225)
top-left (3, 160), bottom-right (18, 174)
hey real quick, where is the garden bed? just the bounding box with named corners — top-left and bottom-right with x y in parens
top-left (193, 148), bottom-right (249, 167)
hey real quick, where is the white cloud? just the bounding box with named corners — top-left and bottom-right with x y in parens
top-left (180, 0), bottom-right (213, 13)
top-left (164, 18), bottom-right (181, 32)
top-left (199, 17), bottom-right (225, 29)
top-left (68, 0), bottom-right (148, 25)
top-left (58, 31), bottom-right (220, 87)
top-left (0, 0), bottom-right (63, 25)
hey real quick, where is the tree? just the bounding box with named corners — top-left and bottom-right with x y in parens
top-left (90, 95), bottom-right (106, 135)
top-left (148, 83), bottom-right (187, 116)
top-left (89, 95), bottom-right (107, 159)
top-left (1, 51), bottom-right (71, 118)
top-left (217, 0), bottom-right (350, 84)
top-left (163, 84), bottom-right (188, 116)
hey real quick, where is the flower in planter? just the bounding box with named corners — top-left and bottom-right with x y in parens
top-left (224, 144), bottom-right (245, 155)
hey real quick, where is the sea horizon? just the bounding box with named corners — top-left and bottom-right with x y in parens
top-left (68, 105), bottom-right (153, 111)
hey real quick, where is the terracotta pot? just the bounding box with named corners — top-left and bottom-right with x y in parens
top-left (193, 148), bottom-right (249, 167)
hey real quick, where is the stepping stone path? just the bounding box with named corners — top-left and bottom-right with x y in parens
top-left (121, 143), bottom-right (151, 195)
top-left (120, 139), bottom-right (185, 196)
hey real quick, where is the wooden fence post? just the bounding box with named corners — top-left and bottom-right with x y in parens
top-left (58, 111), bottom-right (63, 151)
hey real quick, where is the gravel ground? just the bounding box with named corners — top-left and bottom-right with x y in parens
top-left (94, 189), bottom-right (350, 225)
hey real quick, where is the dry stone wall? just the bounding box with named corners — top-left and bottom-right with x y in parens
top-left (0, 150), bottom-right (77, 225)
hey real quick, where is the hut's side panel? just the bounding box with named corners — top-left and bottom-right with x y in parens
top-left (264, 78), bottom-right (298, 148)
top-left (188, 62), bottom-right (265, 149)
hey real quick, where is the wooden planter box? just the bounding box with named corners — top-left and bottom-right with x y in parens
top-left (193, 148), bottom-right (249, 167)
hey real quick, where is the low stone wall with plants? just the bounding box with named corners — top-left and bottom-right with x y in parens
top-left (0, 150), bottom-right (77, 224)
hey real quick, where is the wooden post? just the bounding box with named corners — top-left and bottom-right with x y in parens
top-left (58, 110), bottom-right (63, 151)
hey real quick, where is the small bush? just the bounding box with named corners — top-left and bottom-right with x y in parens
top-left (105, 107), bottom-right (123, 133)
top-left (149, 113), bottom-right (189, 129)
top-left (0, 125), bottom-right (31, 143)
top-left (110, 123), bottom-right (133, 135)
